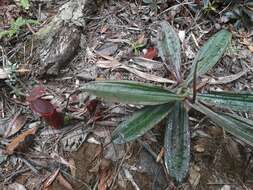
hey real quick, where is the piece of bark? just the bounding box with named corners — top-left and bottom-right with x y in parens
top-left (35, 0), bottom-right (99, 76)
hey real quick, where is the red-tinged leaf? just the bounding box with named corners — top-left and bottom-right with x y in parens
top-left (6, 127), bottom-right (37, 154)
top-left (44, 110), bottom-right (64, 129)
top-left (30, 98), bottom-right (54, 116)
top-left (144, 47), bottom-right (157, 60)
top-left (30, 98), bottom-right (63, 129)
top-left (27, 86), bottom-right (46, 102)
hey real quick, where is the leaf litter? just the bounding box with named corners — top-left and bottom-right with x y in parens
top-left (0, 0), bottom-right (252, 189)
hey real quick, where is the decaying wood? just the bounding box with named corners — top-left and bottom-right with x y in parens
top-left (35, 0), bottom-right (99, 76)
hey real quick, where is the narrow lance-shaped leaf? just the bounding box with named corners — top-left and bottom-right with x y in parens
top-left (190, 102), bottom-right (253, 146)
top-left (185, 30), bottom-right (232, 85)
top-left (112, 103), bottom-right (173, 144)
top-left (196, 91), bottom-right (253, 112)
top-left (80, 80), bottom-right (184, 105)
top-left (221, 113), bottom-right (253, 130)
top-left (164, 102), bottom-right (190, 182)
top-left (157, 21), bottom-right (182, 81)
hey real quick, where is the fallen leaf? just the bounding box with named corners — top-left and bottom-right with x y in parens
top-left (248, 45), bottom-right (253, 52)
top-left (208, 69), bottom-right (248, 85)
top-left (6, 127), bottom-right (37, 154)
top-left (96, 42), bottom-right (118, 56)
top-left (56, 173), bottom-right (73, 190)
top-left (43, 168), bottom-right (60, 189)
top-left (117, 65), bottom-right (176, 84)
top-left (4, 112), bottom-right (27, 138)
top-left (188, 165), bottom-right (201, 188)
top-left (96, 51), bottom-right (175, 84)
top-left (68, 158), bottom-right (76, 177)
top-left (50, 152), bottom-right (75, 170)
top-left (61, 126), bottom-right (89, 152)
top-left (98, 159), bottom-right (112, 190)
top-left (30, 98), bottom-right (64, 129)
top-left (124, 169), bottom-right (140, 190)
top-left (26, 86), bottom-right (46, 102)
top-left (156, 147), bottom-right (164, 163)
top-left (7, 182), bottom-right (27, 190)
top-left (100, 25), bottom-right (108, 34)
top-left (131, 57), bottom-right (164, 70)
top-left (144, 47), bottom-right (157, 60)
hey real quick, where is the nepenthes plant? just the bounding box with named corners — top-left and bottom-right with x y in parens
top-left (79, 21), bottom-right (253, 182)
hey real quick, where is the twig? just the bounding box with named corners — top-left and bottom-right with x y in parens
top-left (109, 144), bottom-right (130, 190)
top-left (157, 2), bottom-right (194, 18)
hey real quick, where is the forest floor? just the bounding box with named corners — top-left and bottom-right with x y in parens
top-left (0, 0), bottom-right (253, 190)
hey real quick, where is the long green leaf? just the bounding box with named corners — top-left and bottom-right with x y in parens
top-left (80, 80), bottom-right (184, 105)
top-left (164, 102), bottom-right (190, 182)
top-left (221, 113), bottom-right (253, 130)
top-left (190, 102), bottom-right (253, 146)
top-left (185, 30), bottom-right (232, 85)
top-left (157, 21), bottom-right (182, 81)
top-left (112, 104), bottom-right (173, 144)
top-left (197, 91), bottom-right (253, 112)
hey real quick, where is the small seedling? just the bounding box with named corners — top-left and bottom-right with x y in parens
top-left (0, 17), bottom-right (38, 39)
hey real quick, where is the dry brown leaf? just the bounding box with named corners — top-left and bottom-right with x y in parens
top-left (248, 45), bottom-right (253, 53)
top-left (43, 168), bottom-right (60, 189)
top-left (95, 51), bottom-right (121, 64)
top-left (118, 65), bottom-right (176, 84)
top-left (97, 60), bottom-right (120, 69)
top-left (96, 52), bottom-right (175, 83)
top-left (98, 159), bottom-right (112, 190)
top-left (100, 25), bottom-right (108, 34)
top-left (56, 173), bottom-right (73, 190)
top-left (188, 165), bottom-right (201, 188)
top-left (156, 147), bottom-right (164, 163)
top-left (132, 57), bottom-right (164, 70)
top-left (68, 158), bottom-right (76, 177)
top-left (6, 127), bottom-right (37, 154)
top-left (208, 70), bottom-right (248, 85)
top-left (4, 113), bottom-right (27, 138)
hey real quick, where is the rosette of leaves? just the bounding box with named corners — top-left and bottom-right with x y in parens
top-left (80, 22), bottom-right (253, 182)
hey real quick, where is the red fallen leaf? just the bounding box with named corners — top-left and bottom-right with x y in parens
top-left (86, 99), bottom-right (99, 114)
top-left (144, 47), bottom-right (157, 60)
top-left (27, 86), bottom-right (46, 102)
top-left (30, 98), bottom-right (64, 129)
